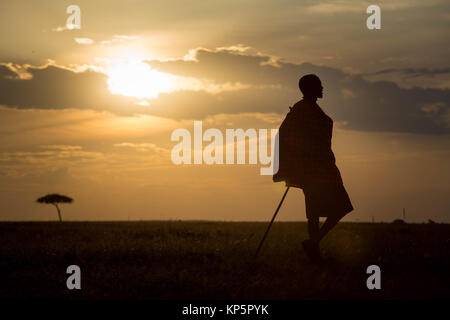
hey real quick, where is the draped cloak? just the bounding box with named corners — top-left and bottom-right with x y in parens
top-left (273, 99), bottom-right (354, 218)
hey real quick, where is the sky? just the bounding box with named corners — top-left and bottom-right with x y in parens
top-left (0, 0), bottom-right (449, 222)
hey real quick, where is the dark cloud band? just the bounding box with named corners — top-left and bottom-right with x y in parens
top-left (0, 49), bottom-right (449, 134)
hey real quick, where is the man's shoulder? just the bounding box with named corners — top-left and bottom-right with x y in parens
top-left (293, 99), bottom-right (317, 111)
top-left (289, 100), bottom-right (313, 118)
top-left (292, 100), bottom-right (305, 109)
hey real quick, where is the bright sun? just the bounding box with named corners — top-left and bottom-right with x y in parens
top-left (107, 60), bottom-right (174, 99)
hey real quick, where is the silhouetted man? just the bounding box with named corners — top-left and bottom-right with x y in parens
top-left (273, 74), bottom-right (354, 261)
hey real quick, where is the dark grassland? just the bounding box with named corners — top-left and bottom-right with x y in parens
top-left (0, 221), bottom-right (449, 300)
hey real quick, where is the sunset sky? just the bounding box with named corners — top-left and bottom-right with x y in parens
top-left (0, 0), bottom-right (449, 222)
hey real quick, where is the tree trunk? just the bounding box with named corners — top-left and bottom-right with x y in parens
top-left (54, 203), bottom-right (62, 222)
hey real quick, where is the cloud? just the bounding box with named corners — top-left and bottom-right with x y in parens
top-left (52, 26), bottom-right (69, 32)
top-left (0, 47), bottom-right (449, 134)
top-left (146, 48), bottom-right (450, 134)
top-left (74, 37), bottom-right (94, 45)
top-left (364, 67), bottom-right (450, 78)
top-left (0, 63), bottom-right (146, 115)
top-left (306, 2), bottom-right (363, 14)
top-left (146, 47), bottom-right (293, 85)
top-left (362, 67), bottom-right (450, 90)
top-left (113, 142), bottom-right (168, 153)
top-left (100, 35), bottom-right (138, 45)
top-left (420, 102), bottom-right (450, 128)
top-left (306, 0), bottom-right (446, 14)
top-left (40, 145), bottom-right (82, 151)
top-left (0, 64), bottom-right (19, 79)
top-left (0, 149), bottom-right (104, 167)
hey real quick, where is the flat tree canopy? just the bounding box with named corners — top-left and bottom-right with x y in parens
top-left (36, 194), bottom-right (73, 204)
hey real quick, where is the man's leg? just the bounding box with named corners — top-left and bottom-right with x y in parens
top-left (317, 215), bottom-right (341, 242)
top-left (307, 216), bottom-right (320, 242)
top-left (303, 216), bottom-right (321, 261)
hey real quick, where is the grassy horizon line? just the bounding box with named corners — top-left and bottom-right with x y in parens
top-left (0, 219), bottom-right (446, 224)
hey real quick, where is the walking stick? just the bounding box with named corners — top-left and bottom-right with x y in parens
top-left (254, 186), bottom-right (290, 258)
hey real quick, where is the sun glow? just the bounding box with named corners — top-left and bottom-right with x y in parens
top-left (107, 60), bottom-right (174, 99)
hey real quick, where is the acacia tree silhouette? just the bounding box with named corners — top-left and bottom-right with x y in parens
top-left (36, 194), bottom-right (73, 222)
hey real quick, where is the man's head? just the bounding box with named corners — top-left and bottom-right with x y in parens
top-left (298, 74), bottom-right (323, 99)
